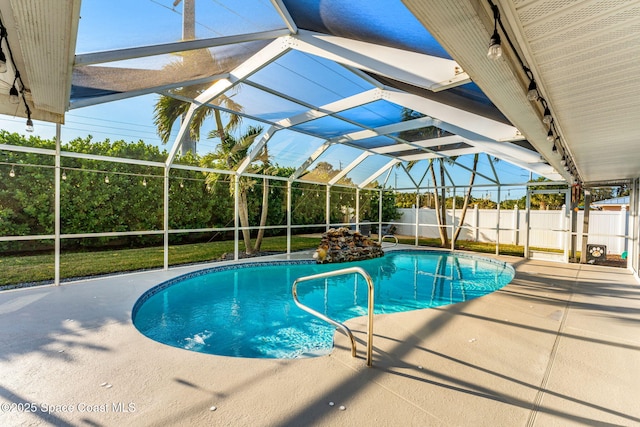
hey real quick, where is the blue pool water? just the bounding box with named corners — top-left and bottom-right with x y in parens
top-left (132, 250), bottom-right (514, 359)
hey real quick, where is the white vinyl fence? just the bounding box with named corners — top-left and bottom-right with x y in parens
top-left (396, 206), bottom-right (629, 255)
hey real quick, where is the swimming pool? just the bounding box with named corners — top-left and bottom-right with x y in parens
top-left (132, 250), bottom-right (514, 359)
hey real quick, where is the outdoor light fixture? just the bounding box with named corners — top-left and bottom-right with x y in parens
top-left (0, 22), bottom-right (6, 73)
top-left (25, 110), bottom-right (34, 132)
top-left (1, 18), bottom-right (33, 130)
top-left (0, 27), bottom-right (7, 73)
top-left (526, 80), bottom-right (538, 101)
top-left (9, 165), bottom-right (15, 177)
top-left (487, 30), bottom-right (502, 60)
top-left (23, 95), bottom-right (34, 132)
top-left (9, 84), bottom-right (19, 104)
top-left (486, 1), bottom-right (577, 182)
top-left (487, 5), bottom-right (502, 60)
top-left (0, 49), bottom-right (6, 73)
top-left (546, 129), bottom-right (554, 143)
top-left (104, 175), bottom-right (110, 184)
top-left (542, 106), bottom-right (552, 125)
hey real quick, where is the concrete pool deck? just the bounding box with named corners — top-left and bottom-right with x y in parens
top-left (1, 248), bottom-right (639, 426)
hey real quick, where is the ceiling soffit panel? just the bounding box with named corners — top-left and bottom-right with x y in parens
top-left (502, 0), bottom-right (640, 183)
top-left (0, 0), bottom-right (80, 122)
top-left (402, 0), bottom-right (571, 183)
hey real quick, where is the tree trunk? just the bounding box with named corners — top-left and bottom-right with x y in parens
top-left (253, 178), bottom-right (269, 252)
top-left (439, 160), bottom-right (449, 247)
top-left (430, 161), bottom-right (448, 247)
top-left (238, 187), bottom-right (253, 254)
top-left (214, 110), bottom-right (225, 142)
top-left (453, 154), bottom-right (479, 243)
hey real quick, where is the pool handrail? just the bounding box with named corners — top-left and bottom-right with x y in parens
top-left (292, 266), bottom-right (375, 367)
top-left (380, 234), bottom-right (398, 247)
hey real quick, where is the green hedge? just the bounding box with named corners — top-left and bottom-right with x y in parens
top-left (0, 132), bottom-right (399, 253)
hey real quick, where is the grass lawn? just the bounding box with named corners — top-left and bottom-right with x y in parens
top-left (1, 234), bottom-right (575, 290)
top-left (394, 236), bottom-right (526, 257)
top-left (0, 236), bottom-right (319, 288)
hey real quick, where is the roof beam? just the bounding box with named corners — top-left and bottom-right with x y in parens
top-left (415, 160), bottom-right (433, 188)
top-left (291, 30), bottom-right (463, 91)
top-left (458, 135), bottom-right (541, 166)
top-left (168, 38), bottom-right (290, 166)
top-left (290, 140), bottom-right (333, 181)
top-left (430, 71), bottom-right (472, 92)
top-left (383, 89), bottom-right (520, 142)
top-left (194, 37), bottom-right (291, 108)
top-left (399, 147), bottom-right (479, 162)
top-left (486, 154), bottom-right (500, 185)
top-left (371, 135), bottom-right (462, 154)
top-left (328, 152), bottom-right (372, 185)
top-left (69, 74), bottom-right (229, 110)
top-left (359, 159), bottom-right (401, 189)
top-left (399, 163), bottom-right (420, 190)
top-left (275, 88), bottom-right (381, 128)
top-left (74, 30), bottom-right (290, 66)
top-left (340, 64), bottom-right (386, 89)
top-left (236, 126), bottom-right (279, 175)
top-left (269, 0), bottom-right (297, 34)
top-left (334, 116), bottom-right (436, 145)
top-left (166, 103), bottom-right (198, 167)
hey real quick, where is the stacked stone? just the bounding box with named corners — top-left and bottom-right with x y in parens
top-left (314, 227), bottom-right (384, 264)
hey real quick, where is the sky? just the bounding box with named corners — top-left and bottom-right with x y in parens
top-left (0, 0), bottom-right (536, 201)
top-left (0, 95), bottom-right (165, 147)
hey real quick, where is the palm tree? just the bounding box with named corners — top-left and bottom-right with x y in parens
top-left (428, 158), bottom-right (449, 247)
top-left (452, 153), bottom-right (479, 243)
top-left (201, 125), bottom-right (271, 255)
top-left (398, 108), bottom-right (482, 247)
top-left (153, 49), bottom-right (243, 153)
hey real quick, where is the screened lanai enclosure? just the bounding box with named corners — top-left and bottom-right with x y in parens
top-left (1, 0), bottom-right (640, 287)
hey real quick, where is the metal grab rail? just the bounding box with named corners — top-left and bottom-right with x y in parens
top-left (292, 266), bottom-right (374, 367)
top-left (380, 234), bottom-right (398, 247)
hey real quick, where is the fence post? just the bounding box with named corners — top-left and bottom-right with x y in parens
top-left (513, 205), bottom-right (519, 245)
top-left (55, 124), bottom-right (61, 285)
top-left (355, 188), bottom-right (360, 232)
top-left (473, 204), bottom-right (479, 242)
top-left (580, 191), bottom-right (592, 264)
top-left (559, 204), bottom-right (566, 250)
top-left (621, 205), bottom-right (628, 255)
top-left (415, 193), bottom-right (420, 246)
top-left (286, 181), bottom-right (292, 256)
top-left (524, 190), bottom-right (530, 259)
top-left (495, 187), bottom-right (501, 256)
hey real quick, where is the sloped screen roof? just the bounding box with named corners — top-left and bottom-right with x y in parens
top-left (281, 0), bottom-right (452, 59)
top-left (65, 0), bottom-right (562, 186)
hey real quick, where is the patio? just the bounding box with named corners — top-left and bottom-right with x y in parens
top-left (1, 250), bottom-right (638, 426)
